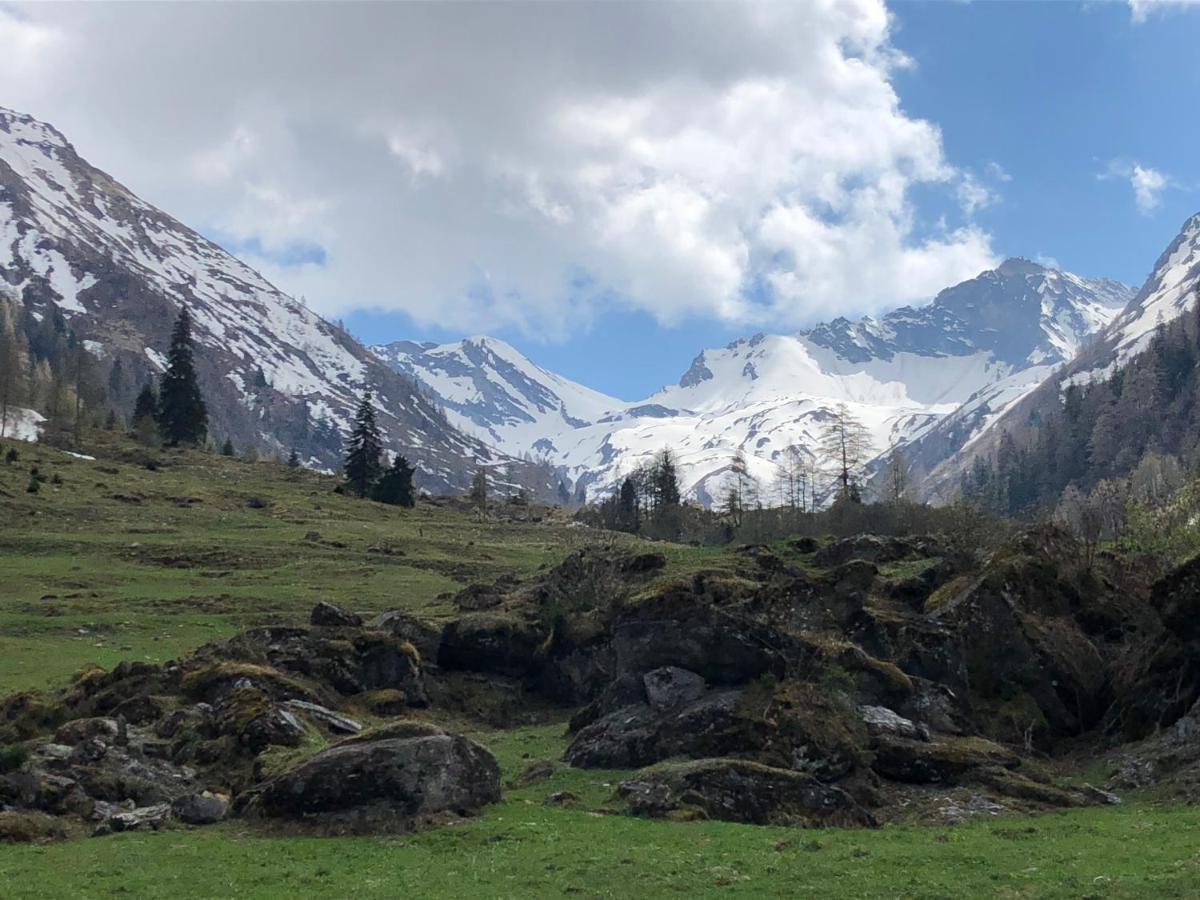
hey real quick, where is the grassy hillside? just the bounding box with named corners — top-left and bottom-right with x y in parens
top-left (0, 431), bottom-right (617, 692)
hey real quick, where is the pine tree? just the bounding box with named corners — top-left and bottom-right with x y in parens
top-left (157, 307), bottom-right (208, 445)
top-left (651, 448), bottom-right (682, 509)
top-left (343, 392), bottom-right (383, 497)
top-left (373, 454), bottom-right (416, 507)
top-left (220, 437), bottom-right (235, 457)
top-left (287, 448), bottom-right (300, 469)
top-left (616, 476), bottom-right (640, 533)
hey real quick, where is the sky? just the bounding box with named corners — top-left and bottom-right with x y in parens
top-left (1, 0), bottom-right (1199, 400)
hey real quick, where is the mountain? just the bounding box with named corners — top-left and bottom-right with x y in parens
top-left (0, 106), bottom-right (540, 494)
top-left (372, 336), bottom-right (624, 458)
top-left (376, 260), bottom-right (1133, 504)
top-left (914, 213), bottom-right (1200, 501)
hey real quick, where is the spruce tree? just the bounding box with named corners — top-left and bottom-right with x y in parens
top-left (287, 448), bottom-right (300, 469)
top-left (373, 454), bottom-right (416, 507)
top-left (156, 307), bottom-right (208, 445)
top-left (343, 392), bottom-right (383, 497)
top-left (132, 383), bottom-right (158, 424)
top-left (220, 437), bottom-right (235, 457)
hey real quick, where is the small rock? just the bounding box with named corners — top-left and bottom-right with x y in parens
top-left (108, 803), bottom-right (173, 832)
top-left (859, 705), bottom-right (929, 742)
top-left (1080, 783), bottom-right (1121, 805)
top-left (284, 699), bottom-right (362, 734)
top-left (172, 791), bottom-right (230, 825)
top-left (643, 667), bottom-right (707, 713)
top-left (545, 791), bottom-right (580, 807)
top-left (310, 601), bottom-right (363, 628)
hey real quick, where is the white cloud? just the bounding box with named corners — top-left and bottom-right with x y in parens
top-left (1, 1), bottom-right (997, 335)
top-left (1100, 158), bottom-right (1171, 215)
top-left (1129, 0), bottom-right (1200, 23)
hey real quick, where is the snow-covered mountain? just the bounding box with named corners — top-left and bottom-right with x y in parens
top-left (0, 106), bottom-right (541, 494)
top-left (376, 260), bottom-right (1133, 504)
top-left (372, 336), bottom-right (624, 457)
top-left (914, 213), bottom-right (1200, 500)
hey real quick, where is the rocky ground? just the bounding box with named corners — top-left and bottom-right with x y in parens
top-left (4, 524), bottom-right (1200, 843)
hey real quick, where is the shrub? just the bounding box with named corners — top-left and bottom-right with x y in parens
top-left (0, 744), bottom-right (29, 773)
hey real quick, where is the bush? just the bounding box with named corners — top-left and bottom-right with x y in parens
top-left (3, 447), bottom-right (17, 464)
top-left (25, 477), bottom-right (39, 494)
top-left (0, 744), bottom-right (29, 773)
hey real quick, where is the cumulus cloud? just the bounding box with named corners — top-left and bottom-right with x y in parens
top-left (1128, 0), bottom-right (1200, 23)
top-left (1100, 159), bottom-right (1171, 215)
top-left (1, 1), bottom-right (997, 335)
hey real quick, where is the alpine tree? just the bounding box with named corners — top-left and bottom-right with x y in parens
top-left (287, 448), bottom-right (301, 469)
top-left (819, 404), bottom-right (872, 502)
top-left (220, 437), bottom-right (235, 457)
top-left (156, 307), bottom-right (208, 445)
top-left (469, 467), bottom-right (488, 517)
top-left (343, 391), bottom-right (383, 497)
top-left (373, 454), bottom-right (416, 507)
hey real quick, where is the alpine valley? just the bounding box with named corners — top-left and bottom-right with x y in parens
top-left (8, 106), bottom-right (1200, 507)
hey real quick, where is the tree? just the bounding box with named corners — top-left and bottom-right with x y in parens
top-left (156, 306), bottom-right (208, 445)
top-left (884, 446), bottom-right (911, 504)
top-left (469, 466), bottom-right (488, 517)
top-left (343, 392), bottom-right (383, 497)
top-left (220, 437), bottom-right (235, 457)
top-left (819, 404), bottom-right (872, 502)
top-left (287, 448), bottom-right (301, 469)
top-left (615, 476), bottom-right (640, 533)
top-left (373, 454), bottom-right (416, 507)
top-left (650, 448), bottom-right (682, 509)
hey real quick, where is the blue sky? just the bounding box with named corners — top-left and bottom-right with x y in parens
top-left (349, 1), bottom-right (1200, 401)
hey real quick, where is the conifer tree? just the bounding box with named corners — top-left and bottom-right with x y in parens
top-left (343, 392), bottom-right (383, 497)
top-left (287, 448), bottom-right (300, 469)
top-left (220, 437), bottom-right (235, 457)
top-left (373, 454), bottom-right (416, 507)
top-left (469, 467), bottom-right (488, 517)
top-left (156, 307), bottom-right (208, 445)
top-left (616, 476), bottom-right (640, 533)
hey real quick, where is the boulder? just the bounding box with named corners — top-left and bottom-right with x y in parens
top-left (871, 734), bottom-right (1018, 784)
top-left (643, 667), bottom-right (706, 712)
top-left (243, 722), bottom-right (500, 829)
top-left (54, 717), bottom-right (119, 746)
top-left (859, 705), bottom-right (928, 742)
top-left (284, 700), bottom-right (362, 735)
top-left (618, 759), bottom-right (875, 827)
top-left (171, 791), bottom-right (229, 825)
top-left (310, 602), bottom-right (363, 628)
top-left (106, 802), bottom-right (172, 833)
top-left (437, 614), bottom-right (548, 678)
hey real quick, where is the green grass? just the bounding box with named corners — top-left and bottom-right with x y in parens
top-left (0, 432), bottom-right (615, 691)
top-left (2, 721), bottom-right (1199, 898)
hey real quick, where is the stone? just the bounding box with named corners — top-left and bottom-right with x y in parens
top-left (284, 700), bottom-right (362, 735)
top-left (244, 723), bottom-right (501, 826)
top-left (54, 717), bottom-right (119, 746)
top-left (310, 602), bottom-right (363, 628)
top-left (859, 705), bottom-right (929, 742)
top-left (107, 802), bottom-right (172, 832)
top-left (871, 735), bottom-right (1019, 784)
top-left (437, 614), bottom-right (548, 678)
top-left (617, 758), bottom-right (874, 828)
top-left (171, 791), bottom-right (229, 825)
top-left (1080, 783), bottom-right (1121, 805)
top-left (643, 667), bottom-right (706, 712)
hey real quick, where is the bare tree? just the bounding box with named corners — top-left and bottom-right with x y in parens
top-left (884, 446), bottom-right (912, 505)
top-left (819, 404), bottom-right (873, 501)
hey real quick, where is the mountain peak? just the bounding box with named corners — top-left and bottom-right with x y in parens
top-left (994, 257), bottom-right (1047, 277)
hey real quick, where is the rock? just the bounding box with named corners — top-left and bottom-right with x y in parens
top-left (0, 810), bottom-right (68, 843)
top-left (437, 614), bottom-right (548, 677)
top-left (284, 700), bottom-right (362, 735)
top-left (368, 611), bottom-right (442, 661)
top-left (621, 553), bottom-right (666, 575)
top-left (54, 717), bottom-right (119, 746)
top-left (859, 705), bottom-right (929, 742)
top-left (243, 722), bottom-right (501, 828)
top-left (171, 791), bottom-right (229, 825)
top-left (107, 802), bottom-right (172, 832)
top-left (871, 735), bottom-right (1019, 784)
top-left (544, 791), bottom-right (580, 807)
top-left (643, 667), bottom-right (706, 712)
top-left (1080, 783), bottom-right (1121, 805)
top-left (813, 535), bottom-right (932, 568)
top-left (310, 602), bottom-right (362, 628)
top-left (618, 759), bottom-right (874, 827)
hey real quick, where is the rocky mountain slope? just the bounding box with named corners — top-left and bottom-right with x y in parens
top-left (380, 261), bottom-right (1132, 504)
top-left (913, 213), bottom-right (1200, 500)
top-left (0, 107), bottom-right (536, 494)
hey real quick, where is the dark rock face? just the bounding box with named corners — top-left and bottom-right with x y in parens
top-left (870, 735), bottom-right (1018, 784)
top-left (618, 759), bottom-right (875, 827)
top-left (244, 724), bottom-right (500, 828)
top-left (643, 667), bottom-right (706, 712)
top-left (437, 614), bottom-right (548, 678)
top-left (310, 602), bottom-right (363, 628)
